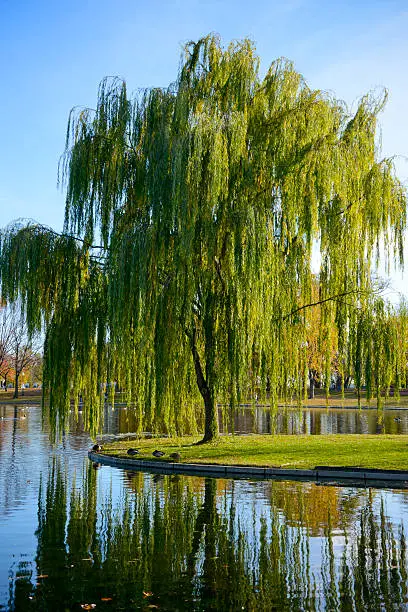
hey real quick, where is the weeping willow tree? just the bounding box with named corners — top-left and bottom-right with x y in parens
top-left (0, 35), bottom-right (406, 441)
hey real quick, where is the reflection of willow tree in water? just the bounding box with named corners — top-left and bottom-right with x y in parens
top-left (272, 481), bottom-right (342, 534)
top-left (10, 460), bottom-right (100, 611)
top-left (7, 464), bottom-right (408, 610)
top-left (327, 494), bottom-right (408, 610)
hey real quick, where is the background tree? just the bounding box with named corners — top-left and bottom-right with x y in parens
top-left (0, 35), bottom-right (406, 440)
top-left (0, 305), bottom-right (15, 389)
top-left (0, 305), bottom-right (42, 397)
top-left (302, 277), bottom-right (339, 399)
top-left (28, 353), bottom-right (43, 387)
top-left (9, 330), bottom-right (41, 399)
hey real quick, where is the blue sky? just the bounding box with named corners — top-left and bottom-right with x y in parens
top-left (1, 0), bottom-right (407, 292)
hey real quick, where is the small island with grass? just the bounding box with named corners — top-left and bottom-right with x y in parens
top-left (90, 434), bottom-right (408, 483)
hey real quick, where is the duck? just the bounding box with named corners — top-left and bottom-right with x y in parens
top-left (92, 444), bottom-right (102, 452)
top-left (127, 448), bottom-right (139, 456)
top-left (394, 417), bottom-right (402, 423)
top-left (169, 452), bottom-right (181, 461)
top-left (152, 450), bottom-right (165, 458)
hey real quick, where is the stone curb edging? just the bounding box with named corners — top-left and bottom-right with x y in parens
top-left (88, 452), bottom-right (408, 487)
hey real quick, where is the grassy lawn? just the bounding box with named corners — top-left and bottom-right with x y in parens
top-left (282, 388), bottom-right (408, 408)
top-left (0, 389), bottom-right (42, 404)
top-left (100, 434), bottom-right (408, 471)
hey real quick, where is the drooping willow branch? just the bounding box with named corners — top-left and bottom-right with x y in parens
top-left (6, 219), bottom-right (106, 251)
top-left (278, 287), bottom-right (384, 322)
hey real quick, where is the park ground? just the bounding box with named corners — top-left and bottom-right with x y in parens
top-left (2, 387), bottom-right (408, 408)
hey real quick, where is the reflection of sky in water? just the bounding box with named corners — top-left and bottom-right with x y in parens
top-left (1, 403), bottom-right (408, 608)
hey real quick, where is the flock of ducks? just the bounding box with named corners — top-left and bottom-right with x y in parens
top-left (91, 444), bottom-right (181, 461)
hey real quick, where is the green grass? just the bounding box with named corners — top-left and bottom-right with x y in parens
top-left (100, 434), bottom-right (408, 471)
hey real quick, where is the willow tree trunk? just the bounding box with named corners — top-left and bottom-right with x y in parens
top-left (308, 371), bottom-right (315, 400)
top-left (13, 348), bottom-right (19, 399)
top-left (189, 328), bottom-right (219, 442)
top-left (202, 390), bottom-right (218, 443)
top-left (13, 374), bottom-right (19, 399)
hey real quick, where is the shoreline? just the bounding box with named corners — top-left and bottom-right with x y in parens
top-left (88, 450), bottom-right (408, 488)
top-left (2, 397), bottom-right (408, 410)
top-left (0, 398), bottom-right (42, 405)
top-left (89, 432), bottom-right (408, 488)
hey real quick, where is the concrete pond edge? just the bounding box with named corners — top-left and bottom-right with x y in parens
top-left (88, 451), bottom-right (408, 488)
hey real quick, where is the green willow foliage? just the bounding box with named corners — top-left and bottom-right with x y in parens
top-left (349, 299), bottom-right (408, 408)
top-left (0, 35), bottom-right (406, 439)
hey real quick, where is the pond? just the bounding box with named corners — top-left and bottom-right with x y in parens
top-left (220, 404), bottom-right (408, 435)
top-left (97, 402), bottom-right (408, 436)
top-left (1, 404), bottom-right (408, 610)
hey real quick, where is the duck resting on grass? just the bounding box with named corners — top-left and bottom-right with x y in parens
top-left (92, 444), bottom-right (102, 452)
top-left (152, 450), bottom-right (165, 458)
top-left (169, 452), bottom-right (181, 461)
top-left (127, 448), bottom-right (139, 456)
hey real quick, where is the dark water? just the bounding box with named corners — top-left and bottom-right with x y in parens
top-left (1, 404), bottom-right (408, 610)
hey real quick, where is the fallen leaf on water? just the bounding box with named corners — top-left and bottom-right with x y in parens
top-left (147, 606), bottom-right (159, 609)
top-left (81, 558), bottom-right (93, 561)
top-left (37, 575), bottom-right (48, 579)
top-left (101, 598), bottom-right (112, 602)
top-left (80, 604), bottom-right (96, 610)
top-left (143, 591), bottom-right (153, 598)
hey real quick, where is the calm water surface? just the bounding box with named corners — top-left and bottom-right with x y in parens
top-left (100, 402), bottom-right (408, 436)
top-left (1, 403), bottom-right (408, 610)
top-left (221, 404), bottom-right (408, 435)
